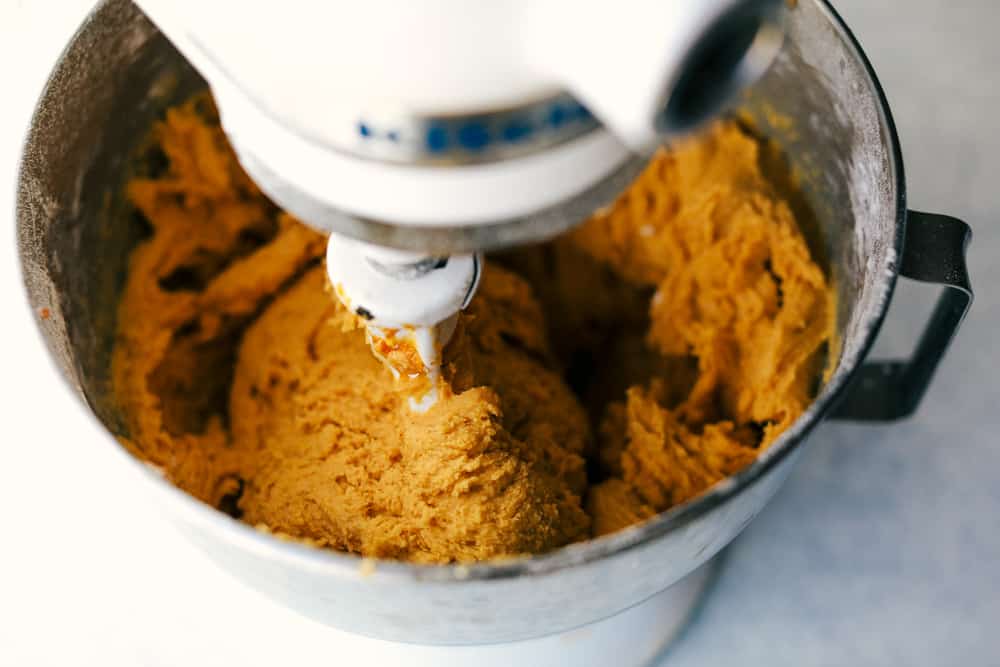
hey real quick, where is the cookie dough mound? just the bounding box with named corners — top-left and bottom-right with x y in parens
top-left (112, 98), bottom-right (327, 502)
top-left (113, 97), bottom-right (834, 558)
top-left (229, 265), bottom-right (591, 563)
top-left (567, 122), bottom-right (833, 534)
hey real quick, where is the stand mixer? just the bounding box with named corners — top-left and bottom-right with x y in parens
top-left (131, 0), bottom-right (784, 399)
top-left (16, 0), bottom-right (978, 664)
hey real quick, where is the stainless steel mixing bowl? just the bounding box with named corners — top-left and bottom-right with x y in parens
top-left (16, 0), bottom-right (972, 645)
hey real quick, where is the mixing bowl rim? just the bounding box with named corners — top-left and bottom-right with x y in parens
top-left (15, 0), bottom-right (905, 584)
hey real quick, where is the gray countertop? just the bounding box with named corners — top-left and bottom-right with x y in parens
top-left (668, 1), bottom-right (1000, 664)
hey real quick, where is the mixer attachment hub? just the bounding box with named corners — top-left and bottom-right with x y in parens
top-left (326, 233), bottom-right (482, 411)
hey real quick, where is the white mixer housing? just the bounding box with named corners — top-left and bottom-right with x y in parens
top-left (131, 0), bottom-right (784, 381)
top-left (132, 0), bottom-right (783, 236)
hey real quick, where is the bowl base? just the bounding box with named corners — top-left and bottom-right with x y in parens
top-left (340, 561), bottom-right (716, 666)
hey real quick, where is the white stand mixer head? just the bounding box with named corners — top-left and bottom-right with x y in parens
top-left (132, 0), bottom-right (784, 247)
top-left (132, 0), bottom-right (785, 397)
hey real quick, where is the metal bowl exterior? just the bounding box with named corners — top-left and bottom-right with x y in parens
top-left (16, 0), bottom-right (904, 644)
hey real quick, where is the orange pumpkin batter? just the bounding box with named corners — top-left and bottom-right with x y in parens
top-left (112, 97), bottom-right (832, 561)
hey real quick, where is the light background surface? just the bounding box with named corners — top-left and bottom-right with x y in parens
top-left (1, 1), bottom-right (997, 665)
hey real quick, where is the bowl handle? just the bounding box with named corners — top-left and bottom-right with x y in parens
top-left (831, 210), bottom-right (973, 421)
